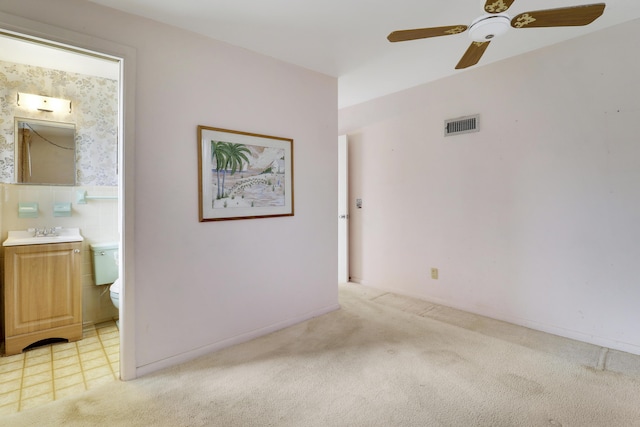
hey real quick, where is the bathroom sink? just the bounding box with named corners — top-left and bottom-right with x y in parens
top-left (3, 227), bottom-right (84, 246)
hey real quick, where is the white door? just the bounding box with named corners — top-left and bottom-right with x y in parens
top-left (338, 135), bottom-right (349, 283)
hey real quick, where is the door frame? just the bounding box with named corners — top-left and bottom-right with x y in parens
top-left (338, 135), bottom-right (349, 283)
top-left (0, 11), bottom-right (138, 380)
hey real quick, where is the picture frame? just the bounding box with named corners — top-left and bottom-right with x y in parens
top-left (197, 125), bottom-right (294, 221)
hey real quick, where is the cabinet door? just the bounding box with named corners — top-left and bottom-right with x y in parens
top-left (4, 242), bottom-right (82, 336)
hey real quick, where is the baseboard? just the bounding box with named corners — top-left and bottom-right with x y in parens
top-left (499, 315), bottom-right (640, 356)
top-left (82, 316), bottom-right (119, 329)
top-left (136, 303), bottom-right (341, 377)
top-left (362, 284), bottom-right (640, 357)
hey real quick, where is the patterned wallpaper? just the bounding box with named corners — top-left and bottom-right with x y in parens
top-left (0, 60), bottom-right (118, 186)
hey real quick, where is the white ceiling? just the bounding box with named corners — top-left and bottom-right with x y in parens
top-left (5, 1), bottom-right (640, 108)
top-left (85, 0), bottom-right (640, 107)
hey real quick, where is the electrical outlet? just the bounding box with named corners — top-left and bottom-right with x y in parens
top-left (431, 268), bottom-right (439, 280)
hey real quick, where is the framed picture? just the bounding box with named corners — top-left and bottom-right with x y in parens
top-left (197, 125), bottom-right (294, 221)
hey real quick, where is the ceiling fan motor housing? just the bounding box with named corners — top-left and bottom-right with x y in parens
top-left (468, 15), bottom-right (510, 41)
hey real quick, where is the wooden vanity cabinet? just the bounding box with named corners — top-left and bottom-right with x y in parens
top-left (3, 241), bottom-right (82, 356)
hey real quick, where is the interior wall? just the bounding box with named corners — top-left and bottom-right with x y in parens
top-left (0, 0), bottom-right (338, 375)
top-left (339, 19), bottom-right (640, 355)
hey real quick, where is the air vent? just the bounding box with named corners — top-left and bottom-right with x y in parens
top-left (444, 114), bottom-right (479, 137)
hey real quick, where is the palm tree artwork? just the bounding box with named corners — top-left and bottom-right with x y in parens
top-left (211, 141), bottom-right (251, 202)
top-left (210, 141), bottom-right (227, 201)
top-left (209, 140), bottom-right (285, 210)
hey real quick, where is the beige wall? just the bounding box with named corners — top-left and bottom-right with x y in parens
top-left (340, 19), bottom-right (640, 355)
top-left (0, 0), bottom-right (338, 377)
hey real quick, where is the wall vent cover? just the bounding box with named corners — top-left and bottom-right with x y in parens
top-left (445, 114), bottom-right (479, 137)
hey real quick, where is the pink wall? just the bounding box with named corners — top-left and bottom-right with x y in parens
top-left (340, 20), bottom-right (640, 355)
top-left (1, 0), bottom-right (339, 376)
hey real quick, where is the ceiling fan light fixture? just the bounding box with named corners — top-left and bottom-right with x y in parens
top-left (387, 2), bottom-right (606, 69)
top-left (468, 15), bottom-right (510, 42)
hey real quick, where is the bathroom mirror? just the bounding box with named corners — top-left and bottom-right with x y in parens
top-left (15, 118), bottom-right (76, 185)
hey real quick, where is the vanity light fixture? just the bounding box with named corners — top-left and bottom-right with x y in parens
top-left (17, 92), bottom-right (72, 113)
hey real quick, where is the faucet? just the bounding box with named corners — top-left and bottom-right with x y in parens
top-left (34, 227), bottom-right (60, 237)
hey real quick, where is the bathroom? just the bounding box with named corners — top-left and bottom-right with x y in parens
top-left (0, 35), bottom-right (121, 413)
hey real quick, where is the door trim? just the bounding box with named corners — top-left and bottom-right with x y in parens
top-left (0, 11), bottom-right (138, 380)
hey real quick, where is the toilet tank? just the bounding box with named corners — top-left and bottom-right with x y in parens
top-left (91, 242), bottom-right (119, 285)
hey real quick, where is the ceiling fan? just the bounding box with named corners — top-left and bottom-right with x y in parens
top-left (387, 1), bottom-right (606, 69)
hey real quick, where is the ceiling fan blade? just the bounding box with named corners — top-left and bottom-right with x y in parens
top-left (387, 25), bottom-right (467, 42)
top-left (511, 3), bottom-right (605, 28)
top-left (455, 42), bottom-right (491, 69)
top-left (484, 0), bottom-right (516, 14)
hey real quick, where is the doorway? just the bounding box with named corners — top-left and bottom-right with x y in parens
top-left (0, 27), bottom-right (130, 414)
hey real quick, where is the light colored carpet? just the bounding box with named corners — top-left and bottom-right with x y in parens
top-left (6, 283), bottom-right (640, 426)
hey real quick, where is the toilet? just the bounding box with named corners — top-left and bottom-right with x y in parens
top-left (90, 242), bottom-right (121, 316)
top-left (109, 279), bottom-right (121, 309)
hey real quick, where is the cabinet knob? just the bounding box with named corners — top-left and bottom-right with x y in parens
top-left (74, 249), bottom-right (80, 254)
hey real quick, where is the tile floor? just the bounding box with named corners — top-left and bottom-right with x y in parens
top-left (0, 320), bottom-right (119, 415)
